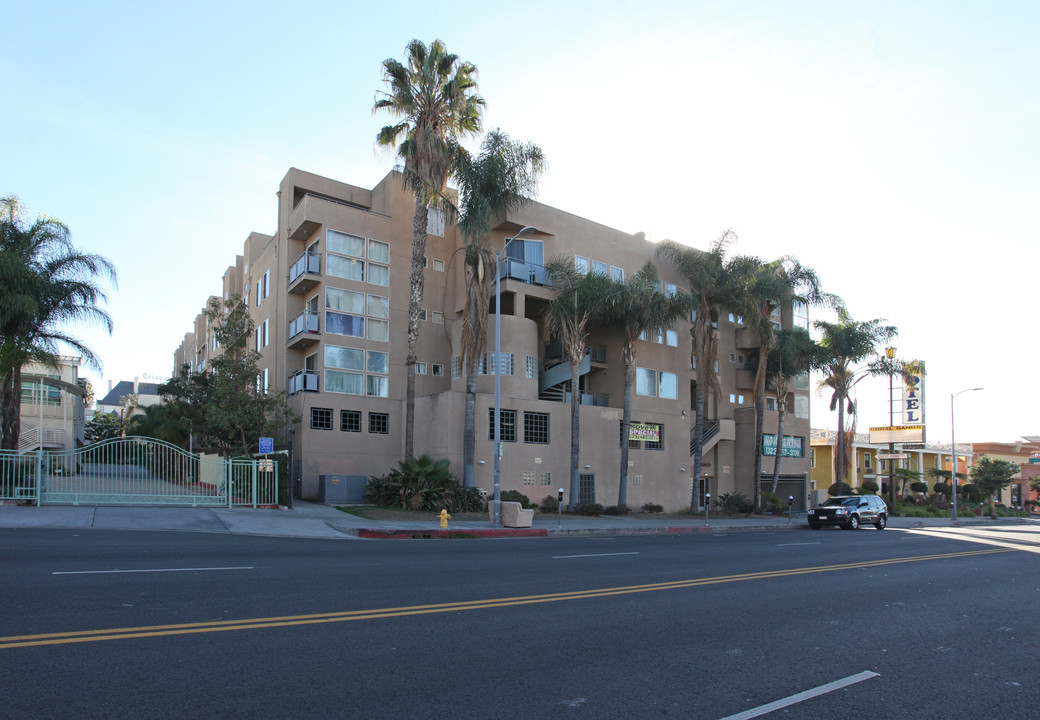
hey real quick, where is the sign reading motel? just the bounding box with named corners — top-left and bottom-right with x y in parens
top-left (869, 425), bottom-right (925, 444)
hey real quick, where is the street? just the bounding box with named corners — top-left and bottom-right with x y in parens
top-left (2, 525), bottom-right (1038, 719)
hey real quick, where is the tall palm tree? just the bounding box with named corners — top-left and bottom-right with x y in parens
top-left (735, 257), bottom-right (838, 507)
top-left (452, 130), bottom-right (545, 487)
top-left (604, 262), bottom-right (690, 508)
top-left (543, 257), bottom-right (614, 510)
top-left (814, 308), bottom-right (897, 489)
top-left (657, 231), bottom-right (748, 512)
top-left (374, 39), bottom-right (485, 458)
top-left (0, 195), bottom-right (116, 449)
top-left (760, 328), bottom-right (818, 494)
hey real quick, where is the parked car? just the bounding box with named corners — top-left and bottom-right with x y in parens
top-left (807, 495), bottom-right (888, 530)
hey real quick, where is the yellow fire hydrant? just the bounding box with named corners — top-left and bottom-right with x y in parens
top-left (439, 508), bottom-right (451, 529)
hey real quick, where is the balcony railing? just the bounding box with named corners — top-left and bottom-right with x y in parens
top-left (499, 258), bottom-right (551, 287)
top-left (289, 310), bottom-right (319, 340)
top-left (289, 251), bottom-right (321, 286)
top-left (288, 370), bottom-right (319, 395)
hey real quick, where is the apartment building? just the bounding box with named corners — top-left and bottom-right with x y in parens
top-left (173, 168), bottom-right (812, 511)
top-left (17, 357), bottom-right (87, 452)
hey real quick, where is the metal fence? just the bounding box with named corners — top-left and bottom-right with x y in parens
top-left (0, 437), bottom-right (277, 507)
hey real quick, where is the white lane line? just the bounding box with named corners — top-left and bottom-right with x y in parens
top-left (52, 566), bottom-right (254, 575)
top-left (718, 670), bottom-right (880, 720)
top-left (776, 542), bottom-right (821, 546)
top-left (552, 552), bottom-right (640, 559)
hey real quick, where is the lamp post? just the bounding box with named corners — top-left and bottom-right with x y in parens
top-left (950, 387), bottom-right (983, 522)
top-left (492, 226), bottom-right (539, 526)
top-left (885, 346), bottom-right (896, 507)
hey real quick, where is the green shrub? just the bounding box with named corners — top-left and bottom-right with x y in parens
top-left (500, 489), bottom-right (532, 508)
top-left (762, 492), bottom-right (785, 514)
top-left (714, 491), bottom-right (753, 515)
top-left (642, 502), bottom-right (664, 513)
top-left (365, 455), bottom-right (483, 512)
top-left (603, 504), bottom-right (630, 515)
top-left (828, 482), bottom-right (854, 496)
top-left (573, 502), bottom-right (603, 516)
top-left (933, 482), bottom-right (952, 496)
top-left (910, 481), bottom-right (929, 494)
top-left (540, 495), bottom-right (559, 513)
top-left (860, 480), bottom-right (879, 494)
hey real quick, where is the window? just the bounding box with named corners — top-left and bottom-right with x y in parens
top-left (427, 207), bottom-right (445, 236)
top-left (327, 254), bottom-right (364, 282)
top-left (367, 319), bottom-right (389, 342)
top-left (575, 255), bottom-right (590, 274)
top-left (369, 412), bottom-right (389, 434)
top-left (810, 449), bottom-right (816, 468)
top-left (488, 408), bottom-right (517, 442)
top-left (636, 368), bottom-right (676, 399)
top-left (540, 472), bottom-right (552, 486)
top-left (311, 408), bottom-right (333, 430)
top-left (481, 353), bottom-right (513, 376)
top-left (432, 258), bottom-right (445, 272)
top-left (432, 364), bottom-right (444, 376)
top-left (261, 319), bottom-right (269, 348)
top-left (666, 330), bottom-right (678, 347)
top-left (262, 367), bottom-right (269, 394)
top-left (367, 294), bottom-right (389, 318)
top-left (326, 345), bottom-right (363, 370)
top-left (610, 266), bottom-right (624, 282)
top-left (792, 299), bottom-right (809, 330)
top-left (325, 370), bottom-right (363, 395)
top-left (368, 263), bottom-right (389, 287)
top-left (328, 230), bottom-right (364, 256)
top-left (766, 397), bottom-right (778, 412)
top-left (367, 350), bottom-right (389, 374)
top-left (664, 282), bottom-right (677, 298)
top-left (341, 410), bottom-right (361, 432)
top-left (794, 394), bottom-right (809, 419)
top-left (619, 422), bottom-right (640, 449)
top-left (367, 375), bottom-right (388, 397)
top-left (659, 372), bottom-right (677, 400)
top-left (451, 356), bottom-right (460, 378)
top-left (416, 362), bottom-right (427, 375)
top-left (645, 424), bottom-right (664, 451)
top-left (432, 311), bottom-right (444, 324)
top-left (262, 270), bottom-right (270, 300)
top-left (524, 412), bottom-right (549, 444)
top-left (632, 473), bottom-right (643, 487)
top-left (326, 311), bottom-right (364, 338)
top-left (637, 368), bottom-right (657, 397)
top-left (368, 239), bottom-right (389, 264)
top-left (526, 356), bottom-right (538, 379)
top-left (523, 472), bottom-right (536, 486)
top-left (419, 309), bottom-right (428, 321)
top-left (593, 260), bottom-right (607, 276)
top-left (863, 453), bottom-right (872, 469)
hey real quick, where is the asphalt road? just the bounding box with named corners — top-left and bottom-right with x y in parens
top-left (2, 525), bottom-right (1038, 719)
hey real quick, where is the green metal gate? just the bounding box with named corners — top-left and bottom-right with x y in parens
top-left (0, 437), bottom-right (277, 507)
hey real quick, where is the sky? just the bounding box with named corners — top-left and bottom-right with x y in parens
top-left (4, 0), bottom-right (1036, 444)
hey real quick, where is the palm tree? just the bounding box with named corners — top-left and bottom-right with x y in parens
top-left (374, 39), bottom-right (485, 458)
top-left (657, 231), bottom-right (748, 512)
top-left (543, 257), bottom-right (614, 510)
top-left (755, 327), bottom-right (818, 495)
top-left (735, 257), bottom-right (838, 507)
top-left (813, 308), bottom-right (897, 489)
top-left (452, 130), bottom-right (545, 487)
top-left (0, 195), bottom-right (116, 449)
top-left (604, 262), bottom-right (690, 508)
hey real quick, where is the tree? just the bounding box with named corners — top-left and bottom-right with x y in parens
top-left (657, 231), bottom-right (749, 512)
top-left (0, 195), bottom-right (116, 449)
top-left (734, 257), bottom-right (838, 507)
top-left (603, 262), bottom-right (690, 508)
top-left (159, 296), bottom-right (296, 457)
top-left (813, 308), bottom-right (897, 488)
top-left (85, 412), bottom-right (121, 444)
top-left (747, 327), bottom-right (818, 495)
top-left (969, 456), bottom-right (1019, 518)
top-left (118, 393), bottom-right (141, 437)
top-left (126, 403), bottom-right (189, 447)
top-left (452, 130), bottom-right (545, 488)
top-left (543, 257), bottom-right (614, 510)
top-left (892, 467), bottom-right (923, 498)
top-left (375, 39), bottom-right (485, 459)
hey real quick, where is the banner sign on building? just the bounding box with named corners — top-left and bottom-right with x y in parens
top-left (902, 364), bottom-right (925, 428)
top-left (869, 425), bottom-right (925, 444)
top-left (629, 423), bottom-right (660, 442)
top-left (763, 434), bottom-right (804, 458)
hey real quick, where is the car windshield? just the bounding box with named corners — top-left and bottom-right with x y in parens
top-left (821, 498), bottom-right (860, 507)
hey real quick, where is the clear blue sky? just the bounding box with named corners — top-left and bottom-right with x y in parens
top-left (5, 1), bottom-right (1036, 443)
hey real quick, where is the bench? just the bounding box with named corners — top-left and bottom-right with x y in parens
top-left (488, 500), bottom-right (535, 528)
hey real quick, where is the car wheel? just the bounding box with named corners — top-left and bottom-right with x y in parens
top-left (847, 515), bottom-right (860, 530)
top-left (875, 514), bottom-right (887, 530)
top-left (809, 522), bottom-right (821, 530)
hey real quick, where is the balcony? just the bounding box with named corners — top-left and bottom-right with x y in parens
top-left (289, 370), bottom-right (319, 395)
top-left (735, 327), bottom-right (760, 350)
top-left (288, 251), bottom-right (321, 295)
top-left (288, 194), bottom-right (323, 240)
top-left (288, 310), bottom-right (320, 350)
top-left (498, 259), bottom-right (551, 287)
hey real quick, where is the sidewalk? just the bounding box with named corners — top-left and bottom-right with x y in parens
top-left (1, 501), bottom-right (1032, 540)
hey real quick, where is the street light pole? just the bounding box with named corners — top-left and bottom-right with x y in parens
top-left (950, 387), bottom-right (983, 522)
top-left (885, 347), bottom-right (896, 507)
top-left (493, 226), bottom-right (538, 526)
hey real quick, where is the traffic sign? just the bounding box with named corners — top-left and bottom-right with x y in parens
top-left (878, 453), bottom-right (909, 460)
top-left (901, 443), bottom-right (926, 450)
top-left (258, 437), bottom-right (274, 454)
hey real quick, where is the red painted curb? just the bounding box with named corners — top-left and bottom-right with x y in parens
top-left (358, 528), bottom-right (547, 539)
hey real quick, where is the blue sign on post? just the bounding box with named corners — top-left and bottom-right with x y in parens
top-left (258, 437), bottom-right (274, 454)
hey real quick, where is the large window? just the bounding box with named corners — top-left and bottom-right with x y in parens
top-left (326, 311), bottom-right (364, 338)
top-left (368, 239), bottom-right (390, 264)
top-left (325, 370), bottom-right (363, 395)
top-left (636, 368), bottom-right (677, 399)
top-left (327, 254), bottom-right (364, 282)
top-left (327, 229), bottom-right (364, 257)
top-left (327, 287), bottom-right (365, 314)
top-left (524, 412), bottom-right (549, 444)
top-left (488, 408), bottom-right (517, 442)
top-left (341, 410), bottom-right (361, 432)
top-left (575, 255), bottom-right (589, 274)
top-left (369, 412), bottom-right (389, 434)
top-left (792, 299), bottom-right (809, 330)
top-left (311, 408), bottom-right (333, 430)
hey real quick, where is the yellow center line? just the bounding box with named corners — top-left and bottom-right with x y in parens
top-left (0, 547), bottom-right (1009, 650)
